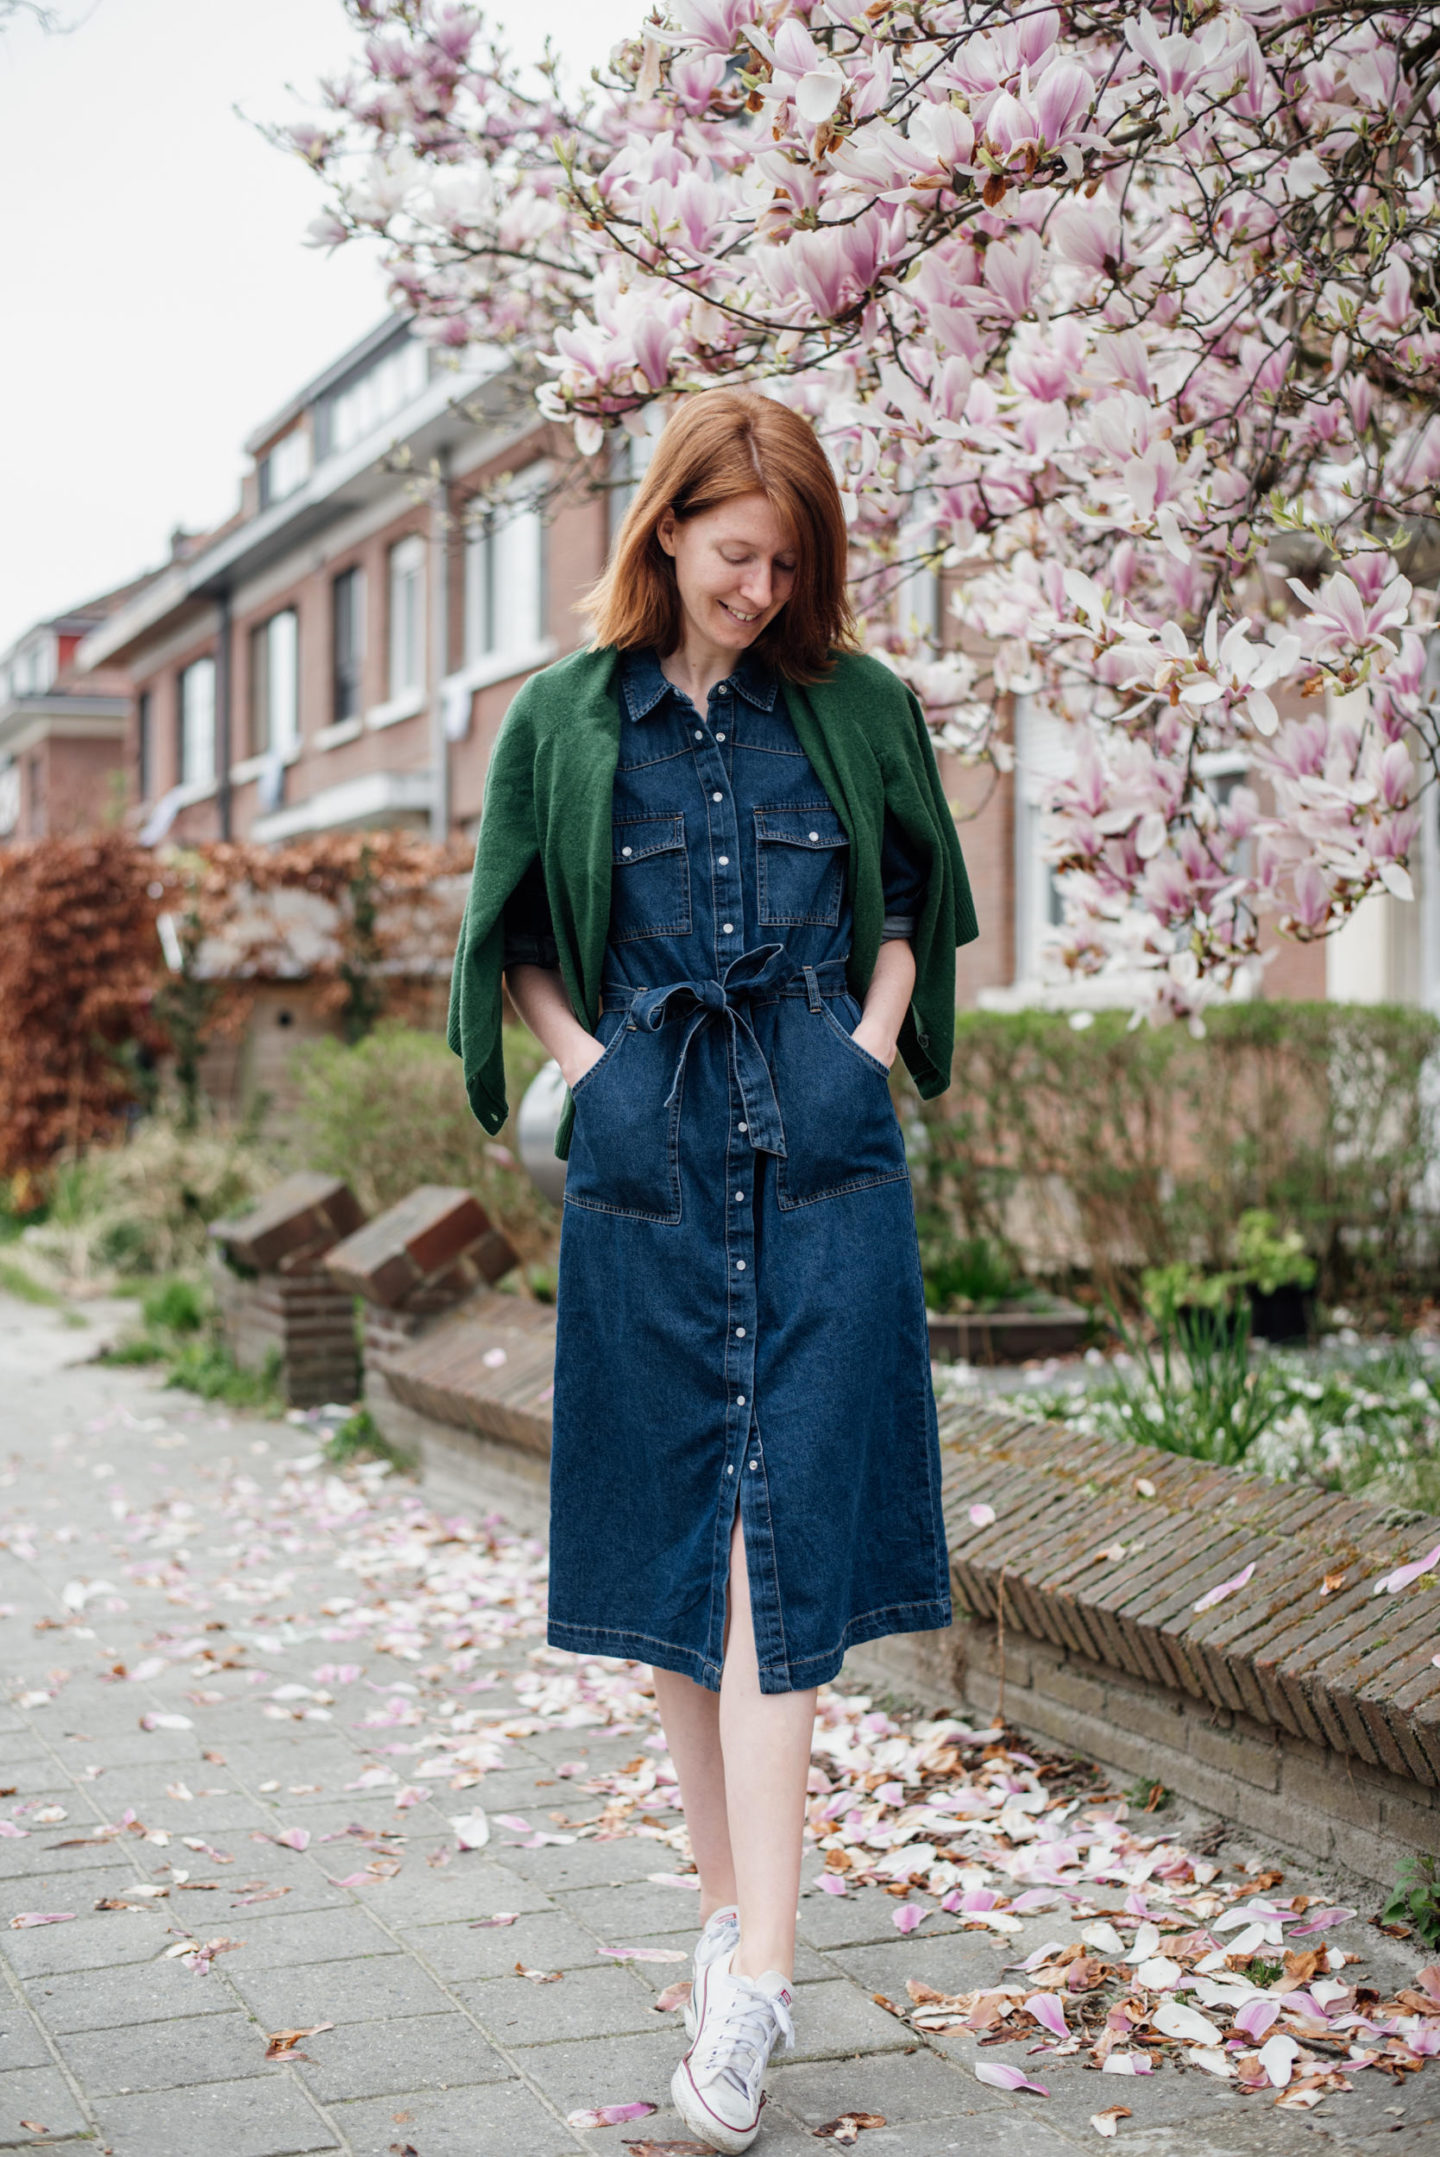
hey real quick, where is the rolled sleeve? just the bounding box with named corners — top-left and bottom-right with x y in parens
top-left (879, 809), bottom-right (924, 943)
top-left (502, 854), bottom-right (561, 971)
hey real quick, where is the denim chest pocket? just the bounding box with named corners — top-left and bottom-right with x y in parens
top-left (755, 804), bottom-right (848, 927)
top-left (609, 813), bottom-right (691, 943)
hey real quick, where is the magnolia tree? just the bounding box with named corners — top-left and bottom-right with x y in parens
top-left (294, 0), bottom-right (1440, 1017)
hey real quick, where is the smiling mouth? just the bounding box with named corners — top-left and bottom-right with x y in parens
top-left (720, 601), bottom-right (759, 624)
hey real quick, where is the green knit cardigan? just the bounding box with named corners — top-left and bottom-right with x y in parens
top-left (447, 642), bottom-right (979, 1158)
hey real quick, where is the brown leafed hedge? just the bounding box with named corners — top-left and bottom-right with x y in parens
top-left (0, 831), bottom-right (472, 1180)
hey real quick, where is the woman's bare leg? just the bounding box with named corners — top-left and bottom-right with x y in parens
top-left (718, 1506), bottom-right (817, 1981)
top-left (650, 1664), bottom-right (737, 1926)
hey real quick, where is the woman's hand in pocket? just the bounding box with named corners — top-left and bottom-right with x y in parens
top-left (562, 1035), bottom-right (609, 1091)
top-left (850, 1018), bottom-right (897, 1069)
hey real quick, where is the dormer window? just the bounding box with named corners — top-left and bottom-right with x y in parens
top-left (259, 428), bottom-right (312, 509)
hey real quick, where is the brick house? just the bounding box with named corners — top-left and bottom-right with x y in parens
top-left (0, 578), bottom-right (156, 843)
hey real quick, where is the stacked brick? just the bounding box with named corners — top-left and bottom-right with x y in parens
top-left (208, 1172), bottom-right (365, 1408)
top-left (324, 1185), bottom-right (518, 1376)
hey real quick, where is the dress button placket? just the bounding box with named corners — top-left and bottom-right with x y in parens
top-left (694, 677), bottom-right (755, 1479)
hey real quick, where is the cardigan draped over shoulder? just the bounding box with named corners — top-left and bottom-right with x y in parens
top-left (446, 642), bottom-right (979, 1158)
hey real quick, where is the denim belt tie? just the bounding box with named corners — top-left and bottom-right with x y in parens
top-left (604, 945), bottom-right (850, 1159)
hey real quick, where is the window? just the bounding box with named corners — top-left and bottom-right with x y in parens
top-left (178, 656), bottom-right (216, 788)
top-left (463, 463), bottom-right (547, 663)
top-left (606, 416), bottom-right (663, 548)
top-left (0, 759), bottom-right (17, 837)
top-left (259, 428), bottom-right (311, 509)
top-left (137, 690), bottom-right (152, 800)
top-left (332, 567), bottom-right (365, 723)
top-left (8, 633), bottom-right (55, 699)
top-left (1012, 695), bottom-right (1073, 986)
top-left (249, 610), bottom-right (300, 759)
top-left (388, 534), bottom-right (426, 699)
top-left (323, 339), bottom-right (429, 459)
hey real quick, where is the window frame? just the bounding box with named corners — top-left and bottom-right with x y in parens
top-left (178, 655), bottom-right (217, 790)
top-left (387, 533), bottom-right (427, 702)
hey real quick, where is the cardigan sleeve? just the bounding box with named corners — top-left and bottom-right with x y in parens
top-left (447, 683), bottom-right (543, 1134)
top-left (879, 809), bottom-right (925, 942)
top-left (501, 853), bottom-right (561, 971)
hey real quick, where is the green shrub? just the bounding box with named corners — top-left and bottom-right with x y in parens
top-left (1381, 1853), bottom-right (1440, 1949)
top-left (14, 1118), bottom-right (274, 1290)
top-left (917, 1216), bottom-right (1027, 1310)
top-left (141, 1277), bottom-right (207, 1333)
top-left (900, 1002), bottom-right (1440, 1308)
top-left (287, 1021), bottom-right (559, 1270)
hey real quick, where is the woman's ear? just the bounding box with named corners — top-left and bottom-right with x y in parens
top-left (655, 507), bottom-right (677, 558)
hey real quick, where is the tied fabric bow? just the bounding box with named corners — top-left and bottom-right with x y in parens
top-left (626, 942), bottom-right (795, 1156)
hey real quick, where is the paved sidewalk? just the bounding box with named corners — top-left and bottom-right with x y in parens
top-left (0, 1288), bottom-right (1435, 2157)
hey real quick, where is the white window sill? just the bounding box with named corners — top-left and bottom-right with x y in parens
top-left (367, 686), bottom-right (425, 731)
top-left (313, 717), bottom-right (364, 752)
top-left (230, 746), bottom-right (300, 784)
top-left (449, 637), bottom-right (557, 698)
top-left (172, 777), bottom-right (217, 806)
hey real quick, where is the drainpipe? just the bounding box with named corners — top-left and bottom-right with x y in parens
top-left (215, 589), bottom-right (233, 841)
top-left (429, 448), bottom-right (452, 840)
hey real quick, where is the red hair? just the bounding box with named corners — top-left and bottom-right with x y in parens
top-left (581, 390), bottom-right (858, 681)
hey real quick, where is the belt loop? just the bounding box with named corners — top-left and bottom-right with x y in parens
top-left (802, 963), bottom-right (822, 1012)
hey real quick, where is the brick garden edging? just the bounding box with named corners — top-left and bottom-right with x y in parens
top-left (369, 1307), bottom-right (1440, 1888)
top-left (849, 1397), bottom-right (1440, 1892)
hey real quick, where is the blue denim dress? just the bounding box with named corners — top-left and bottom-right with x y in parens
top-left (503, 646), bottom-right (952, 1694)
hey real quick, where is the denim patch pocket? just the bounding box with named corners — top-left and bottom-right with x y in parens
top-left (774, 994), bottom-right (910, 1211)
top-left (564, 1020), bottom-right (683, 1224)
top-left (610, 813), bottom-right (691, 943)
top-left (754, 804), bottom-right (848, 927)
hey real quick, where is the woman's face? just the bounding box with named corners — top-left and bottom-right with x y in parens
top-left (657, 491), bottom-right (797, 656)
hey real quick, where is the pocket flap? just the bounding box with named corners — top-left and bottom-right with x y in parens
top-left (613, 813), bottom-right (685, 864)
top-left (753, 806), bottom-right (848, 851)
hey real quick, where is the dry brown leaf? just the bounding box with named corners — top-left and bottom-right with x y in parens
top-left (1090, 2105), bottom-right (1132, 2138)
top-left (814, 2114), bottom-right (886, 2142)
top-left (870, 1992), bottom-right (908, 2019)
top-left (18, 2125), bottom-right (49, 2136)
top-left (620, 2143), bottom-right (714, 2156)
top-left (265, 2021), bottom-right (335, 2060)
top-left (1283, 1946), bottom-right (1325, 1986)
top-left (514, 1961), bottom-right (563, 1983)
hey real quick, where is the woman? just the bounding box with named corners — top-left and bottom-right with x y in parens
top-left (448, 390), bottom-right (978, 2152)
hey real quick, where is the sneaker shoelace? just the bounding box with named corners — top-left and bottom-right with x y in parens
top-left (696, 1977), bottom-right (796, 2100)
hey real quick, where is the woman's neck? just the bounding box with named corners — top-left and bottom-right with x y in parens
top-left (659, 635), bottom-right (746, 712)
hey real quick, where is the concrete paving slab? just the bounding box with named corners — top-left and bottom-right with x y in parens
top-left (94, 2072), bottom-right (338, 2156)
top-left (289, 2010), bottom-right (510, 2104)
top-left (327, 2076), bottom-right (574, 2157)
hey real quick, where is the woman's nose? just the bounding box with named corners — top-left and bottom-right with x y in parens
top-left (739, 567), bottom-right (772, 609)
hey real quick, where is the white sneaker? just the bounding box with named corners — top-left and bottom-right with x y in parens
top-left (684, 1903), bottom-right (741, 2040)
top-left (672, 1945), bottom-right (796, 2154)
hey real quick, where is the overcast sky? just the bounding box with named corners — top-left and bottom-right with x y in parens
top-left (0, 0), bottom-right (644, 652)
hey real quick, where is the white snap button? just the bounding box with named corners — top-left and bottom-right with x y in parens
top-left (726, 1464), bottom-right (734, 1475)
top-left (748, 1461), bottom-right (758, 1471)
top-left (695, 729), bottom-right (703, 740)
top-left (718, 854), bottom-right (729, 865)
top-left (735, 1192), bottom-right (744, 1201)
top-left (735, 1326), bottom-right (745, 1337)
top-left (737, 1394), bottom-right (746, 1404)
top-left (738, 1122), bottom-right (747, 1132)
top-left (736, 1259), bottom-right (745, 1270)
top-left (621, 846), bottom-right (632, 857)
top-left (713, 790), bottom-right (722, 802)
top-left (809, 830), bottom-right (819, 841)
top-left (722, 923), bottom-right (734, 934)
top-left (715, 732), bottom-right (726, 741)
